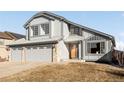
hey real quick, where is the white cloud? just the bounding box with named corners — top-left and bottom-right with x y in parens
top-left (115, 40), bottom-right (124, 51)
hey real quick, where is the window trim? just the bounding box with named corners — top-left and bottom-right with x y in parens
top-left (31, 25), bottom-right (39, 37)
top-left (30, 22), bottom-right (50, 37)
top-left (41, 23), bottom-right (49, 35)
top-left (70, 26), bottom-right (82, 36)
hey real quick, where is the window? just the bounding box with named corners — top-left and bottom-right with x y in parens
top-left (100, 42), bottom-right (105, 53)
top-left (87, 42), bottom-right (105, 54)
top-left (41, 23), bottom-right (49, 34)
top-left (31, 26), bottom-right (39, 36)
top-left (70, 27), bottom-right (81, 36)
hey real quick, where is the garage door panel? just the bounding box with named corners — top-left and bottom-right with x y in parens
top-left (11, 48), bottom-right (22, 62)
top-left (26, 45), bottom-right (52, 62)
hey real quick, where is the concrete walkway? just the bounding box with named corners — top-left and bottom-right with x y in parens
top-left (0, 62), bottom-right (48, 78)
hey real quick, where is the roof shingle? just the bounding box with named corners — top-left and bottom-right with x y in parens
top-left (0, 31), bottom-right (25, 40)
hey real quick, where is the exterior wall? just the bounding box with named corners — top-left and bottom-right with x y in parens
top-left (97, 40), bottom-right (113, 62)
top-left (27, 17), bottom-right (63, 41)
top-left (28, 17), bottom-right (50, 40)
top-left (57, 40), bottom-right (69, 62)
top-left (52, 44), bottom-right (58, 62)
top-left (82, 30), bottom-right (101, 61)
top-left (51, 20), bottom-right (62, 37)
top-left (83, 30), bottom-right (93, 39)
top-left (29, 35), bottom-right (50, 41)
top-left (82, 30), bottom-right (113, 62)
top-left (82, 30), bottom-right (94, 61)
top-left (23, 15), bottom-right (114, 63)
top-left (83, 40), bottom-right (107, 61)
top-left (55, 23), bottom-right (114, 62)
top-left (30, 17), bottom-right (49, 26)
top-left (63, 22), bottom-right (70, 39)
top-left (56, 40), bottom-right (82, 61)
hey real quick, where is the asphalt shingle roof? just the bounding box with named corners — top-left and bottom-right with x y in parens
top-left (0, 31), bottom-right (25, 40)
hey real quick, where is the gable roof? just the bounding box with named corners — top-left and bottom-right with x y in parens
top-left (5, 31), bottom-right (25, 40)
top-left (24, 11), bottom-right (115, 46)
top-left (0, 31), bottom-right (25, 40)
top-left (0, 32), bottom-right (12, 40)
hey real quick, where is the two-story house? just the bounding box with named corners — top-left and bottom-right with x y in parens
top-left (8, 11), bottom-right (115, 63)
top-left (0, 31), bottom-right (25, 62)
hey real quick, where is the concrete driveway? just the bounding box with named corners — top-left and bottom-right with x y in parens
top-left (0, 62), bottom-right (48, 78)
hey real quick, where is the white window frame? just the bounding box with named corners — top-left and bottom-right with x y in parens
top-left (31, 25), bottom-right (39, 36)
top-left (86, 41), bottom-right (105, 55)
top-left (41, 23), bottom-right (49, 35)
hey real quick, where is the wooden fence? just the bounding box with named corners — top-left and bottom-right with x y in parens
top-left (112, 49), bottom-right (124, 66)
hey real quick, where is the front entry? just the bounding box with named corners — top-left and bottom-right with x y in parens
top-left (69, 43), bottom-right (79, 59)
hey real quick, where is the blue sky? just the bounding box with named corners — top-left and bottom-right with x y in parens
top-left (0, 11), bottom-right (124, 50)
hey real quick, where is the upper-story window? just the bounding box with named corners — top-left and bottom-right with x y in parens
top-left (31, 25), bottom-right (39, 36)
top-left (70, 27), bottom-right (82, 36)
top-left (41, 23), bottom-right (49, 35)
top-left (31, 23), bottom-right (49, 37)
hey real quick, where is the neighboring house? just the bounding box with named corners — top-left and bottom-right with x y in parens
top-left (0, 31), bottom-right (25, 62)
top-left (8, 11), bottom-right (115, 63)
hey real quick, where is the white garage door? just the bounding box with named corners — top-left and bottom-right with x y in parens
top-left (11, 47), bottom-right (22, 62)
top-left (26, 45), bottom-right (52, 62)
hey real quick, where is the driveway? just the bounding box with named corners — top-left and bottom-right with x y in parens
top-left (0, 62), bottom-right (48, 78)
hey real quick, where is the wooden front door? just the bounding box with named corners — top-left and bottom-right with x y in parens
top-left (69, 44), bottom-right (78, 59)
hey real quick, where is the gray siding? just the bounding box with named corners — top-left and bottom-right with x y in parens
top-left (63, 22), bottom-right (70, 39)
top-left (23, 14), bottom-right (114, 63)
top-left (28, 17), bottom-right (50, 40)
top-left (81, 30), bottom-right (113, 62)
top-left (30, 17), bottom-right (49, 26)
top-left (51, 20), bottom-right (62, 37)
top-left (26, 17), bottom-right (63, 41)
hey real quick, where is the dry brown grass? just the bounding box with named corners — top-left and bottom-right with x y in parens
top-left (0, 62), bottom-right (124, 82)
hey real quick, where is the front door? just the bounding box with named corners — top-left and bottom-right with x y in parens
top-left (69, 43), bottom-right (78, 59)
